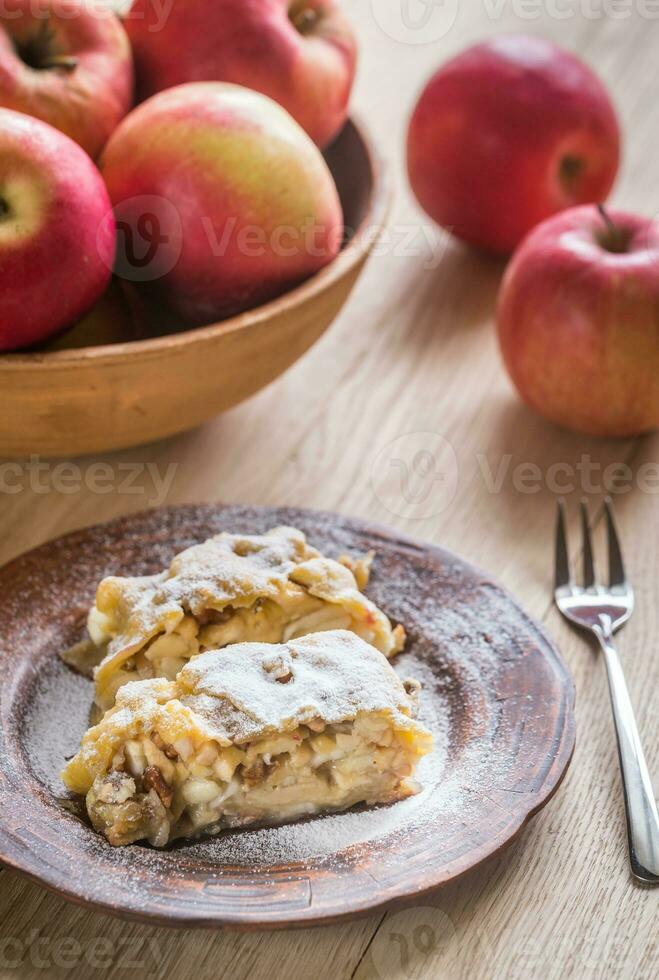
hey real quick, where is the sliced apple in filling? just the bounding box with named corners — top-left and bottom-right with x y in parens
top-left (61, 526), bottom-right (406, 713)
top-left (62, 630), bottom-right (432, 847)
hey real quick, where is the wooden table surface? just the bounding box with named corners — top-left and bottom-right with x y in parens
top-left (1, 4), bottom-right (657, 978)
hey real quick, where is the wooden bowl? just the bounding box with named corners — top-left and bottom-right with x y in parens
top-left (0, 119), bottom-right (389, 458)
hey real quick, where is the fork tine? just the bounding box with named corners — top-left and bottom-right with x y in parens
top-left (580, 498), bottom-right (596, 589)
top-left (554, 499), bottom-right (571, 591)
top-left (605, 497), bottom-right (626, 587)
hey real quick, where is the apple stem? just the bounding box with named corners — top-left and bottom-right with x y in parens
top-left (40, 55), bottom-right (78, 71)
top-left (0, 198), bottom-right (8, 220)
top-left (597, 204), bottom-right (619, 237)
top-left (16, 17), bottom-right (78, 72)
top-left (596, 204), bottom-right (630, 253)
top-left (290, 5), bottom-right (320, 34)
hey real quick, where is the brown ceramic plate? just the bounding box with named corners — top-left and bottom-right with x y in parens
top-left (0, 505), bottom-right (575, 930)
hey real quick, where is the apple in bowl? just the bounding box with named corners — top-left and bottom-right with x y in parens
top-left (497, 205), bottom-right (659, 437)
top-left (100, 82), bottom-right (344, 327)
top-left (44, 279), bottom-right (140, 350)
top-left (0, 0), bottom-right (133, 158)
top-left (0, 108), bottom-right (115, 352)
top-left (407, 36), bottom-right (620, 255)
top-left (124, 0), bottom-right (356, 148)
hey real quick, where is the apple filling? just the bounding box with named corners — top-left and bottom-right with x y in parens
top-left (62, 526), bottom-right (406, 713)
top-left (90, 587), bottom-right (398, 712)
top-left (62, 631), bottom-right (433, 848)
top-left (84, 713), bottom-right (427, 847)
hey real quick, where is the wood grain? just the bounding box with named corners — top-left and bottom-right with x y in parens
top-left (0, 3), bottom-right (657, 979)
top-left (0, 119), bottom-right (389, 457)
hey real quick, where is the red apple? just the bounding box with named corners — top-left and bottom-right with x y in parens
top-left (124, 0), bottom-right (356, 148)
top-left (497, 206), bottom-right (659, 437)
top-left (407, 36), bottom-right (620, 255)
top-left (100, 82), bottom-right (343, 326)
top-left (0, 0), bottom-right (133, 158)
top-left (0, 109), bottom-right (115, 351)
top-left (44, 279), bottom-right (140, 350)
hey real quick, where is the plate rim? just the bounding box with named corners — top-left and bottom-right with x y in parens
top-left (0, 504), bottom-right (576, 930)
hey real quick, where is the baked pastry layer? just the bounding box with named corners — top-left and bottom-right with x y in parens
top-left (62, 526), bottom-right (405, 712)
top-left (62, 631), bottom-right (432, 847)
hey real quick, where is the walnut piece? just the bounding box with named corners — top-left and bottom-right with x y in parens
top-left (143, 765), bottom-right (173, 808)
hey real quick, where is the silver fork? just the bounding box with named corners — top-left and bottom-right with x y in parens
top-left (554, 497), bottom-right (659, 883)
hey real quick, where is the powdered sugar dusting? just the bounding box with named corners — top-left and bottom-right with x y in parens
top-left (183, 656), bottom-right (457, 866)
top-left (92, 526), bottom-right (316, 670)
top-left (179, 630), bottom-right (425, 742)
top-left (1, 505), bottom-right (573, 924)
top-left (85, 523), bottom-right (403, 686)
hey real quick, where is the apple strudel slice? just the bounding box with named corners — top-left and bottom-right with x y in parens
top-left (62, 526), bottom-right (406, 713)
top-left (62, 631), bottom-right (432, 848)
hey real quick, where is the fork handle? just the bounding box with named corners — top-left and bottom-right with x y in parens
top-left (596, 629), bottom-right (659, 883)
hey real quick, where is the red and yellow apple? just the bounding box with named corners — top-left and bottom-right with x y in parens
top-left (497, 205), bottom-right (659, 437)
top-left (0, 0), bottom-right (133, 158)
top-left (124, 0), bottom-right (356, 147)
top-left (407, 36), bottom-right (620, 255)
top-left (44, 279), bottom-right (139, 350)
top-left (100, 82), bottom-right (343, 326)
top-left (0, 108), bottom-right (115, 352)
